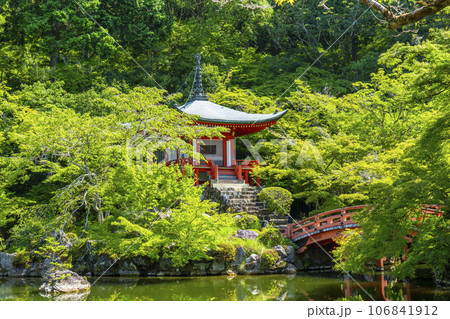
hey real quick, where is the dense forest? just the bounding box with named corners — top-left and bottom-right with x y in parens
top-left (0, 0), bottom-right (448, 280)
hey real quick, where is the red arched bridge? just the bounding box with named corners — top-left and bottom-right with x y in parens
top-left (285, 205), bottom-right (444, 254)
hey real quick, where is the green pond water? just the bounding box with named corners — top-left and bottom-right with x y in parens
top-left (1, 272), bottom-right (448, 301)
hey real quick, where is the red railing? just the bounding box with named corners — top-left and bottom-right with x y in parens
top-left (235, 160), bottom-right (260, 186)
top-left (166, 157), bottom-right (194, 167)
top-left (287, 204), bottom-right (444, 254)
top-left (204, 158), bottom-right (219, 181)
top-left (233, 163), bottom-right (243, 181)
top-left (287, 205), bottom-right (367, 242)
top-left (167, 157), bottom-right (262, 186)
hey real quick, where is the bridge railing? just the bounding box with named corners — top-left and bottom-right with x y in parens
top-left (287, 204), bottom-right (444, 242)
top-left (287, 205), bottom-right (368, 241)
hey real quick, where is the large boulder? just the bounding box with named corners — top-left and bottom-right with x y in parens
top-left (283, 263), bottom-right (297, 274)
top-left (0, 253), bottom-right (15, 276)
top-left (210, 261), bottom-right (226, 275)
top-left (117, 260), bottom-right (140, 276)
top-left (131, 256), bottom-right (159, 276)
top-left (274, 245), bottom-right (287, 261)
top-left (286, 246), bottom-right (296, 264)
top-left (233, 247), bottom-right (246, 268)
top-left (39, 269), bottom-right (91, 294)
top-left (27, 258), bottom-right (53, 277)
top-left (190, 262), bottom-right (210, 276)
top-left (234, 230), bottom-right (258, 240)
top-left (244, 254), bottom-right (261, 273)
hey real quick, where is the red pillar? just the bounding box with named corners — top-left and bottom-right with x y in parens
top-left (223, 139), bottom-right (227, 167)
top-left (230, 138), bottom-right (235, 164)
top-left (376, 257), bottom-right (386, 269)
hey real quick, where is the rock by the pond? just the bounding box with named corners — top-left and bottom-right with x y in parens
top-left (118, 260), bottom-right (140, 276)
top-left (39, 269), bottom-right (91, 294)
top-left (244, 254), bottom-right (261, 272)
top-left (210, 261), bottom-right (226, 274)
top-left (27, 258), bottom-right (53, 277)
top-left (274, 245), bottom-right (287, 260)
top-left (283, 263), bottom-right (297, 274)
top-left (234, 247), bottom-right (246, 267)
top-left (191, 262), bottom-right (209, 276)
top-left (234, 229), bottom-right (258, 240)
top-left (0, 252), bottom-right (15, 275)
top-left (286, 246), bottom-right (296, 264)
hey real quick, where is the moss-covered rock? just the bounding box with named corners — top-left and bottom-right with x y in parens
top-left (39, 269), bottom-right (91, 294)
top-left (260, 249), bottom-right (279, 270)
top-left (211, 243), bottom-right (235, 263)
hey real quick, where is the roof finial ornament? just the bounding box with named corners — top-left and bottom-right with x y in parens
top-left (190, 53), bottom-right (208, 101)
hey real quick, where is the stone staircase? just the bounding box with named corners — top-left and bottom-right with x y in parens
top-left (203, 184), bottom-right (290, 234)
top-left (208, 167), bottom-right (242, 184)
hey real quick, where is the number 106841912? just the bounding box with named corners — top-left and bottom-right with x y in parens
top-left (368, 305), bottom-right (438, 316)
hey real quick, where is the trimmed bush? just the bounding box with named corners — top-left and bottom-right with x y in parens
top-left (258, 187), bottom-right (293, 216)
top-left (235, 213), bottom-right (260, 230)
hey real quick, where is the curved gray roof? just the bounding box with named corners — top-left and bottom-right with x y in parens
top-left (178, 100), bottom-right (287, 124)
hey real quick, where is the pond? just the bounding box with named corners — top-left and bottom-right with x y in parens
top-left (0, 272), bottom-right (448, 301)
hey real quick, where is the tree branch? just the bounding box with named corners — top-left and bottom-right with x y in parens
top-left (359, 0), bottom-right (450, 30)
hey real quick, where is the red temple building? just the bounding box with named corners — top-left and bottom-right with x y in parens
top-left (166, 54), bottom-right (287, 186)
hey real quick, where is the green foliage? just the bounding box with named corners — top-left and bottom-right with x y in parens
top-left (258, 226), bottom-right (290, 248)
top-left (235, 213), bottom-right (261, 230)
top-left (35, 237), bottom-right (72, 270)
top-left (12, 250), bottom-right (32, 269)
top-left (260, 249), bottom-right (279, 270)
top-left (0, 0), bottom-right (448, 282)
top-left (334, 105), bottom-right (449, 279)
top-left (92, 186), bottom-right (233, 267)
top-left (211, 242), bottom-right (235, 263)
top-left (232, 238), bottom-right (266, 257)
top-left (1, 83), bottom-right (220, 253)
top-left (258, 187), bottom-right (293, 215)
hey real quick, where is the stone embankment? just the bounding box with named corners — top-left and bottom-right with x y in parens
top-left (0, 241), bottom-right (299, 278)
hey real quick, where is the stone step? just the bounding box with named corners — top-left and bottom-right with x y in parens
top-left (221, 191), bottom-right (258, 196)
top-left (226, 198), bottom-right (257, 203)
top-left (270, 218), bottom-right (289, 222)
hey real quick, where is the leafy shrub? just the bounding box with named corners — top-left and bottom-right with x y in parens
top-left (235, 213), bottom-right (260, 230)
top-left (260, 249), bottom-right (279, 270)
top-left (258, 226), bottom-right (290, 248)
top-left (258, 187), bottom-right (293, 216)
top-left (212, 242), bottom-right (235, 262)
top-left (35, 237), bottom-right (72, 270)
top-left (12, 250), bottom-right (32, 269)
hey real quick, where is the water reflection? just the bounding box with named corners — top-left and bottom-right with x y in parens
top-left (343, 274), bottom-right (412, 301)
top-left (0, 273), bottom-right (447, 301)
